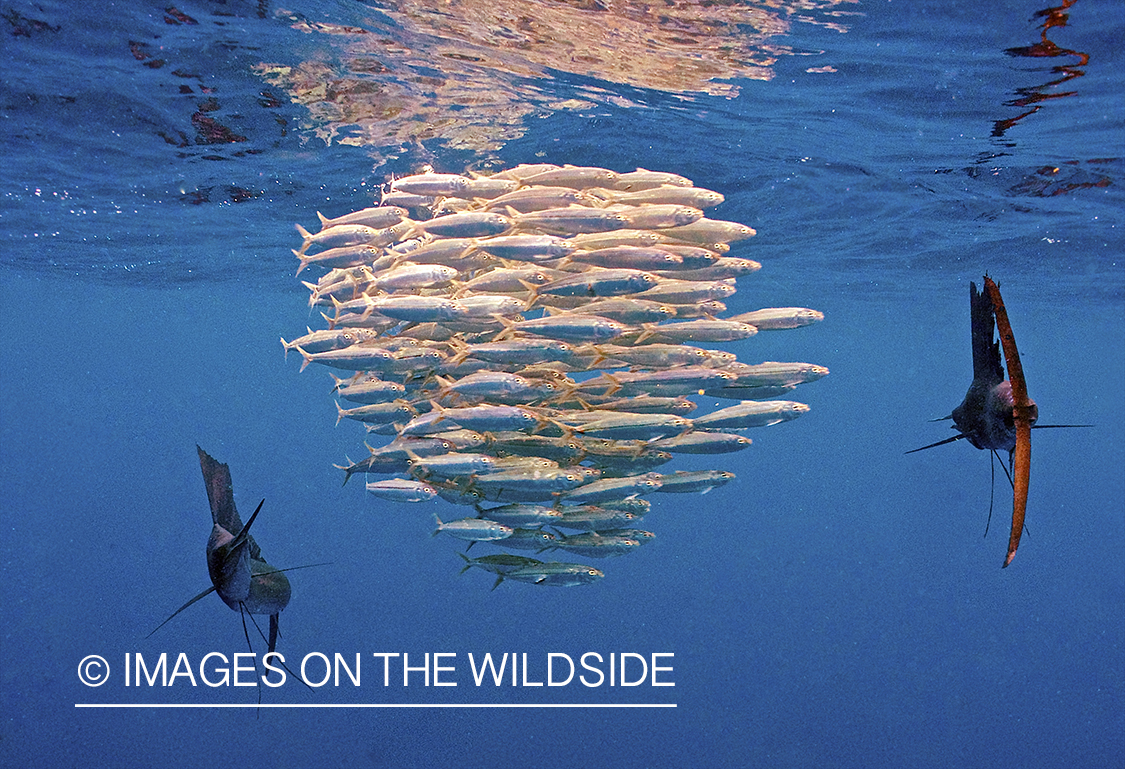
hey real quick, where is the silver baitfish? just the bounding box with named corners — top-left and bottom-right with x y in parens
top-left (287, 163), bottom-right (827, 585)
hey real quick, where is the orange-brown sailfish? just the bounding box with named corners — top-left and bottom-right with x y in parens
top-left (908, 276), bottom-right (1080, 567)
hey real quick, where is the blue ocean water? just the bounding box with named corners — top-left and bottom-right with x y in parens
top-left (1, 0), bottom-right (1122, 766)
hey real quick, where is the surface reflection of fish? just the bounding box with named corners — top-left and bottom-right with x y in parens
top-left (149, 447), bottom-right (295, 663)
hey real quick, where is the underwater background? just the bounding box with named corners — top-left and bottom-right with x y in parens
top-left (1, 0), bottom-right (1122, 766)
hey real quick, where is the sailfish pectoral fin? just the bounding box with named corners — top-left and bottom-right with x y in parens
top-left (146, 585), bottom-right (217, 639)
top-left (904, 433), bottom-right (968, 454)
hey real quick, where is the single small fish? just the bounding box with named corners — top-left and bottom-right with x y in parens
top-left (390, 172), bottom-right (473, 197)
top-left (408, 452), bottom-right (498, 479)
top-left (512, 206), bottom-right (631, 236)
top-left (432, 514), bottom-right (513, 542)
top-left (281, 327), bottom-right (370, 357)
top-left (393, 237), bottom-right (477, 266)
top-left (616, 203), bottom-right (704, 230)
top-left (332, 375), bottom-right (407, 405)
top-left (470, 467), bottom-right (588, 494)
top-left (409, 211), bottom-right (512, 239)
top-left (589, 448), bottom-right (674, 476)
top-left (380, 190), bottom-right (436, 208)
top-left (554, 506), bottom-right (644, 531)
top-left (496, 527), bottom-right (559, 551)
top-left (503, 562), bottom-right (605, 586)
top-left (690, 400), bottom-right (810, 430)
top-left (365, 478), bottom-right (439, 502)
top-left (471, 234), bottom-right (575, 261)
top-left (519, 165), bottom-right (621, 189)
top-left (536, 268), bottom-right (661, 299)
top-left (575, 412), bottom-right (692, 441)
top-left (498, 314), bottom-right (631, 344)
top-left (593, 343), bottom-right (714, 369)
top-left (485, 186), bottom-right (595, 213)
top-left (596, 185), bottom-right (724, 208)
top-left (726, 307), bottom-right (825, 330)
top-left (723, 361), bottom-right (831, 388)
top-left (295, 223), bottom-right (387, 256)
top-left (650, 431), bottom-right (752, 454)
top-left (612, 168), bottom-right (693, 191)
top-left (484, 433), bottom-right (587, 462)
top-left (363, 295), bottom-right (467, 323)
top-left (582, 366), bottom-right (737, 398)
top-left (456, 177), bottom-right (520, 199)
top-left (451, 338), bottom-right (576, 366)
top-left (293, 244), bottom-right (382, 276)
top-left (457, 553), bottom-right (546, 589)
top-left (654, 257), bottom-right (761, 282)
top-left (296, 344), bottom-right (397, 373)
top-left (634, 279), bottom-right (737, 305)
top-left (659, 219), bottom-right (757, 245)
top-left (460, 266), bottom-right (561, 294)
top-left (316, 206), bottom-right (407, 231)
top-left (551, 531), bottom-right (643, 558)
top-left (569, 246), bottom-right (684, 271)
top-left (335, 399), bottom-right (417, 426)
top-left (371, 263), bottom-right (459, 291)
top-left (478, 503), bottom-right (565, 527)
top-left (453, 294), bottom-right (527, 318)
top-left (558, 473), bottom-right (663, 505)
top-left (486, 163), bottom-right (561, 181)
top-left (650, 469), bottom-right (736, 494)
top-left (560, 298), bottom-right (677, 324)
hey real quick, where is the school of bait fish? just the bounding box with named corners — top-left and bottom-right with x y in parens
top-left (283, 163), bottom-right (827, 588)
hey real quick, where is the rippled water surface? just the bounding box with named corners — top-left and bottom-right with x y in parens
top-left (1, 1), bottom-right (1122, 767)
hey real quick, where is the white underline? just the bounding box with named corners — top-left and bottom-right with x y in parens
top-left (76, 703), bottom-right (676, 709)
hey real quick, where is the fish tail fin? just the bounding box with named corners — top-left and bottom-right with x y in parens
top-left (280, 336), bottom-right (291, 359)
top-left (316, 211), bottom-right (330, 229)
top-left (335, 401), bottom-right (347, 427)
top-left (302, 281), bottom-right (322, 309)
top-left (634, 324), bottom-right (657, 345)
top-left (292, 248), bottom-right (312, 277)
top-left (294, 224), bottom-right (313, 255)
top-left (434, 374), bottom-right (455, 399)
top-left (492, 314), bottom-right (517, 342)
top-left (448, 343), bottom-right (471, 367)
top-left (431, 513), bottom-right (443, 537)
top-left (296, 346), bottom-right (313, 373)
top-left (518, 280), bottom-right (541, 312)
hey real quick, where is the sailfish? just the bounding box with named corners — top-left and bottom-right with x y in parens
top-left (908, 276), bottom-right (1086, 567)
top-left (148, 446), bottom-right (294, 659)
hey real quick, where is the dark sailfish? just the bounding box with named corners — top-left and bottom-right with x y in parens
top-left (148, 447), bottom-right (294, 658)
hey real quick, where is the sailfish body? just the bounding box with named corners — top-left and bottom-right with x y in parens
top-left (148, 447), bottom-right (292, 654)
top-left (950, 282), bottom-right (1038, 454)
top-left (197, 446), bottom-right (291, 620)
